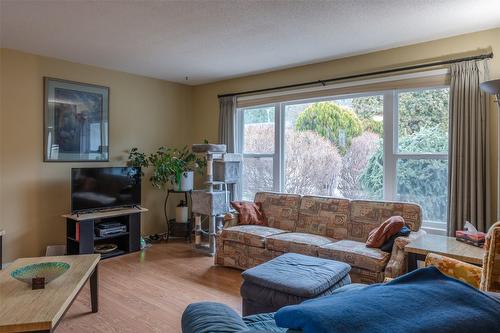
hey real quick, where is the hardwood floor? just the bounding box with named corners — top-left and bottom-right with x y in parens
top-left (58, 241), bottom-right (243, 333)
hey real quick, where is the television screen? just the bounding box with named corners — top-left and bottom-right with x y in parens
top-left (71, 167), bottom-right (141, 213)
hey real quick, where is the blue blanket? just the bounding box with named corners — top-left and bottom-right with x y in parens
top-left (275, 266), bottom-right (500, 333)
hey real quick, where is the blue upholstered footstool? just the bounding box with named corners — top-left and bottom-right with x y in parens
top-left (240, 253), bottom-right (351, 316)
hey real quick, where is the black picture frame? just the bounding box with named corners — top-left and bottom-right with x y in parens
top-left (43, 77), bottom-right (109, 162)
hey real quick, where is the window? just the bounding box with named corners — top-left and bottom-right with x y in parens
top-left (238, 86), bottom-right (449, 230)
top-left (394, 88), bottom-right (449, 229)
top-left (240, 106), bottom-right (277, 199)
top-left (283, 95), bottom-right (384, 200)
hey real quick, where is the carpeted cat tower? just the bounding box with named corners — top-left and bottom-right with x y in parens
top-left (191, 144), bottom-right (241, 256)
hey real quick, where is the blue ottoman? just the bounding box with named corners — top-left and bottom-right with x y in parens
top-left (240, 253), bottom-right (351, 316)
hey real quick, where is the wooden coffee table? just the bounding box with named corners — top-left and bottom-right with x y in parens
top-left (0, 254), bottom-right (100, 333)
top-left (404, 234), bottom-right (484, 271)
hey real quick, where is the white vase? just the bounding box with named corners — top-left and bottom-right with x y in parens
top-left (175, 171), bottom-right (194, 191)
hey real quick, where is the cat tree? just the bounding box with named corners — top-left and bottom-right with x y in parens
top-left (191, 143), bottom-right (241, 256)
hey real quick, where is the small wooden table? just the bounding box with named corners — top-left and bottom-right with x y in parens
top-left (405, 234), bottom-right (484, 271)
top-left (0, 254), bottom-right (100, 333)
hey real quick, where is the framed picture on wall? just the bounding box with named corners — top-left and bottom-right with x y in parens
top-left (44, 77), bottom-right (109, 162)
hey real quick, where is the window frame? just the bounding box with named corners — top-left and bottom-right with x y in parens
top-left (237, 85), bottom-right (450, 231)
top-left (391, 86), bottom-right (449, 232)
top-left (238, 103), bottom-right (281, 193)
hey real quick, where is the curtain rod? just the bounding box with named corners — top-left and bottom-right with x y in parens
top-left (218, 52), bottom-right (494, 98)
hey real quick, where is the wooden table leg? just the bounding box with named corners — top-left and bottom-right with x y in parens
top-left (407, 252), bottom-right (418, 272)
top-left (90, 265), bottom-right (98, 313)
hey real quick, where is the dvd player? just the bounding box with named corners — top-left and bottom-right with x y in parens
top-left (95, 223), bottom-right (127, 237)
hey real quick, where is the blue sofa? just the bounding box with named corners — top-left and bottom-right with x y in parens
top-left (181, 275), bottom-right (500, 333)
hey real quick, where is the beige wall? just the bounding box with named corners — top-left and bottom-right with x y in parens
top-left (1, 28), bottom-right (499, 262)
top-left (192, 28), bottom-right (500, 142)
top-left (0, 49), bottom-right (193, 262)
top-left (191, 27), bottom-right (500, 221)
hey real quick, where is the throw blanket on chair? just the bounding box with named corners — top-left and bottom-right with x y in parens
top-left (275, 266), bottom-right (500, 333)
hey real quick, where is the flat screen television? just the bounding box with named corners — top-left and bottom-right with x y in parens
top-left (71, 167), bottom-right (141, 213)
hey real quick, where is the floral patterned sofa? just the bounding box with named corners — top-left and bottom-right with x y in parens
top-left (215, 192), bottom-right (425, 283)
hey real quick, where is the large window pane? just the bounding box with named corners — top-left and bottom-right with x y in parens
top-left (239, 87), bottom-right (450, 231)
top-left (284, 95), bottom-right (383, 199)
top-left (243, 106), bottom-right (275, 154)
top-left (242, 157), bottom-right (273, 201)
top-left (396, 158), bottom-right (448, 223)
top-left (397, 88), bottom-right (449, 153)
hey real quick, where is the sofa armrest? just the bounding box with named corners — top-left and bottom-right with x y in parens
top-left (395, 229), bottom-right (427, 249)
top-left (181, 302), bottom-right (248, 333)
top-left (481, 221), bottom-right (500, 292)
top-left (223, 212), bottom-right (239, 228)
top-left (384, 229), bottom-right (426, 278)
top-left (424, 253), bottom-right (482, 288)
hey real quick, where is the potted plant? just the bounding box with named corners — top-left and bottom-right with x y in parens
top-left (128, 146), bottom-right (205, 191)
top-left (128, 146), bottom-right (205, 236)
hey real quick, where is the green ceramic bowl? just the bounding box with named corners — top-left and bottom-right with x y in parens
top-left (11, 262), bottom-right (70, 285)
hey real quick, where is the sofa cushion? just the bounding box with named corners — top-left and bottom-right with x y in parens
top-left (348, 200), bottom-right (422, 242)
top-left (255, 192), bottom-right (301, 231)
top-left (296, 195), bottom-right (350, 239)
top-left (217, 240), bottom-right (281, 270)
top-left (318, 240), bottom-right (390, 272)
top-left (266, 232), bottom-right (335, 256)
top-left (221, 225), bottom-right (287, 248)
top-left (349, 267), bottom-right (386, 284)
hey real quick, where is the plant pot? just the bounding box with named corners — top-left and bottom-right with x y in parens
top-left (175, 171), bottom-right (194, 191)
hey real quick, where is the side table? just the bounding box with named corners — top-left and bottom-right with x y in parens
top-left (165, 190), bottom-right (193, 242)
top-left (404, 234), bottom-right (484, 272)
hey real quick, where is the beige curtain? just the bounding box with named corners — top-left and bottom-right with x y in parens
top-left (218, 96), bottom-right (237, 153)
top-left (448, 60), bottom-right (491, 235)
top-left (218, 95), bottom-right (241, 200)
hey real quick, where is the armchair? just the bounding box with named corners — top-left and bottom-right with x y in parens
top-left (424, 221), bottom-right (500, 292)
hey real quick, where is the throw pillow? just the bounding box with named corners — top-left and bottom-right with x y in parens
top-left (366, 216), bottom-right (405, 248)
top-left (230, 201), bottom-right (267, 226)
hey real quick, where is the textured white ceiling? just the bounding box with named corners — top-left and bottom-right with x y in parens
top-left (1, 0), bottom-right (499, 85)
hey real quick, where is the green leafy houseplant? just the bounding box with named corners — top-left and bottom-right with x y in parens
top-left (128, 146), bottom-right (205, 234)
top-left (128, 146), bottom-right (205, 190)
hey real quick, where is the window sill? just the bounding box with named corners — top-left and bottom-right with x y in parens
top-left (422, 225), bottom-right (447, 236)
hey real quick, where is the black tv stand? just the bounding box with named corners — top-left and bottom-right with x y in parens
top-left (63, 207), bottom-right (148, 259)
